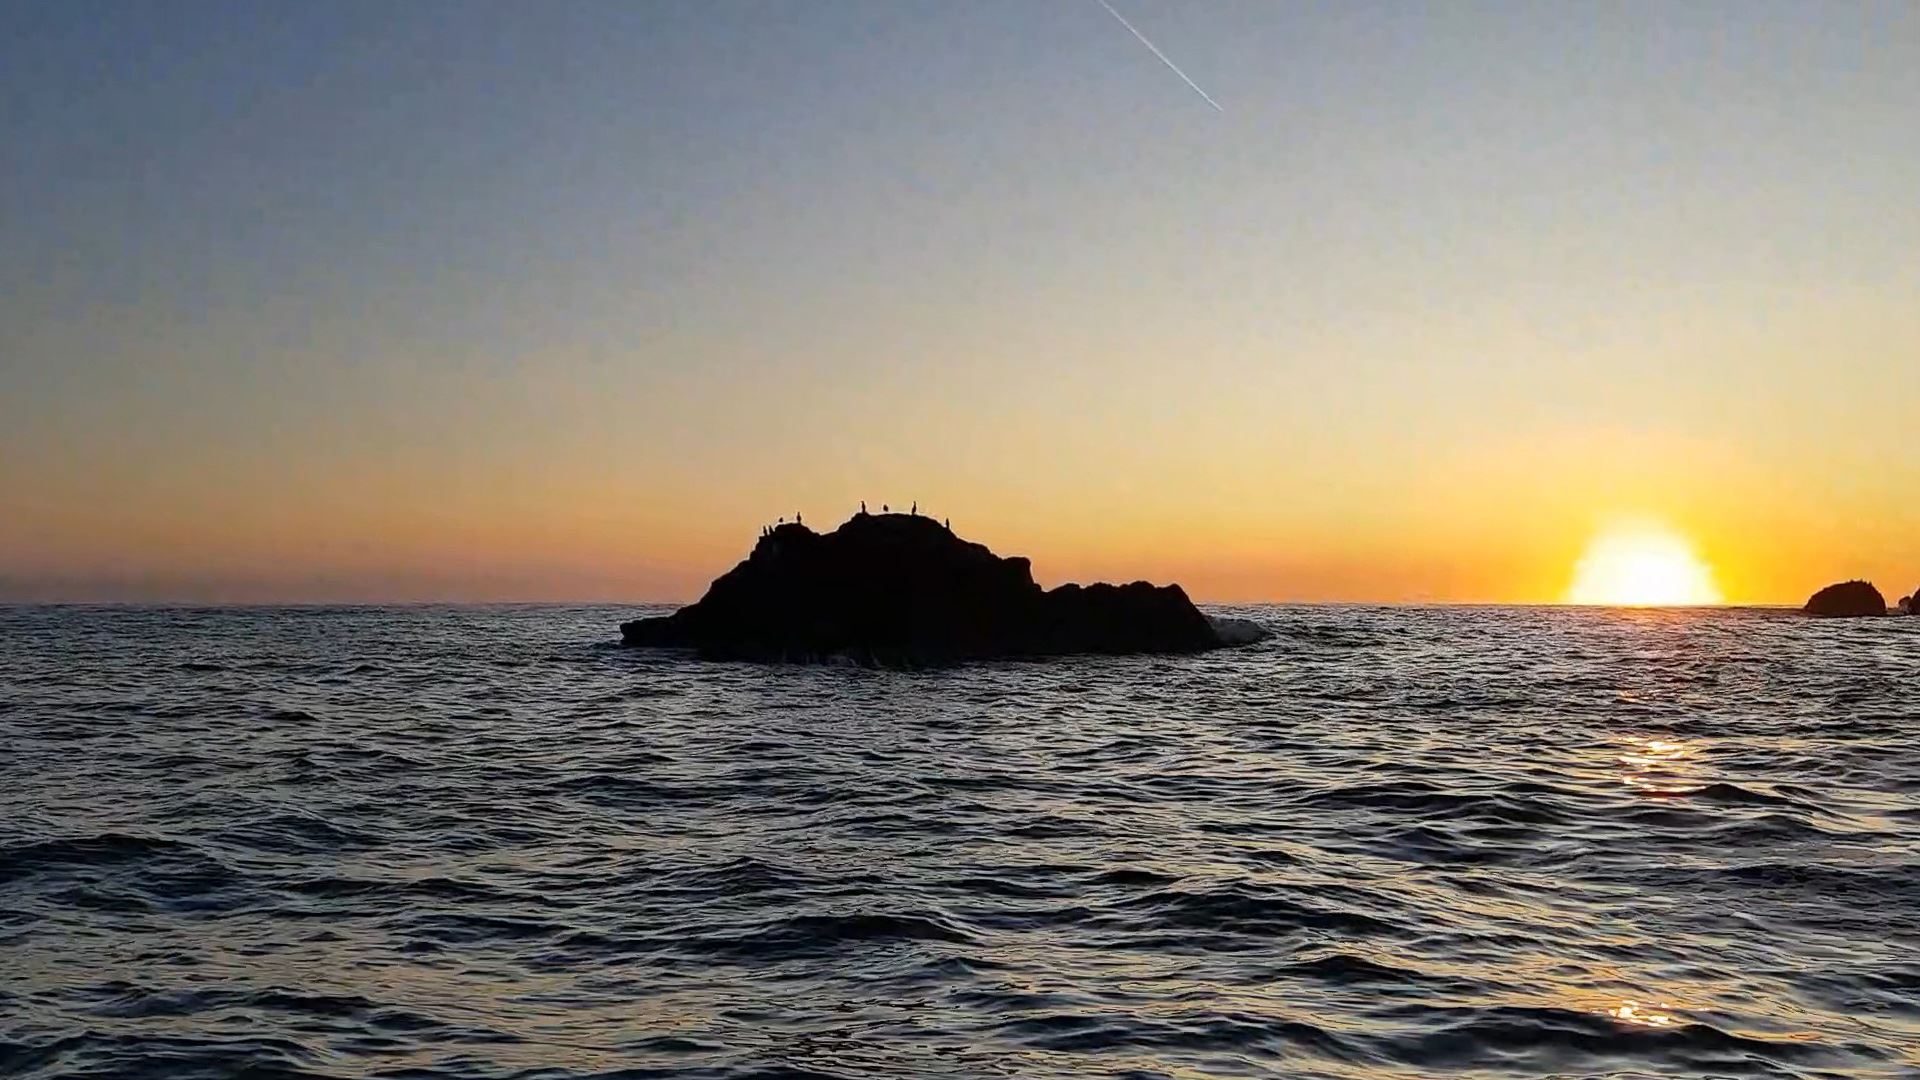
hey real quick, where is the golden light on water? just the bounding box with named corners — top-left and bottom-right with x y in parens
top-left (1614, 735), bottom-right (1703, 795)
top-left (1618, 736), bottom-right (1693, 769)
top-left (1609, 1000), bottom-right (1679, 1027)
top-left (1566, 522), bottom-right (1722, 606)
top-left (1557, 726), bottom-right (1706, 805)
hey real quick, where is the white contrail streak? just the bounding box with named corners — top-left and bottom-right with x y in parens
top-left (1095, 0), bottom-right (1223, 112)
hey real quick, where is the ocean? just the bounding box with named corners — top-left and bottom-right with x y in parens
top-left (2, 604), bottom-right (1916, 1079)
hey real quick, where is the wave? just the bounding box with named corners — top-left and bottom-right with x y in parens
top-left (1380, 1004), bottom-right (1851, 1071)
top-left (1207, 615), bottom-right (1271, 645)
top-left (1289, 780), bottom-right (1578, 827)
top-left (681, 910), bottom-right (979, 961)
top-left (1112, 881), bottom-right (1402, 938)
top-left (207, 812), bottom-right (385, 855)
top-left (0, 833), bottom-right (192, 874)
top-left (990, 1007), bottom-right (1353, 1057)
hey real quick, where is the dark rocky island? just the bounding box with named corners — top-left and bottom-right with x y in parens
top-left (1803, 580), bottom-right (1887, 617)
top-left (621, 512), bottom-right (1266, 664)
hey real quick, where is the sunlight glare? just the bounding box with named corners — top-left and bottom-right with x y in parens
top-left (1566, 523), bottom-right (1722, 606)
top-left (1610, 1000), bottom-right (1678, 1027)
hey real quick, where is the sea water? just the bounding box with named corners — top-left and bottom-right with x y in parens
top-left (3, 604), bottom-right (1916, 1078)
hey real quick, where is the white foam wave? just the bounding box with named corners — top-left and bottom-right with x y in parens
top-left (1208, 615), bottom-right (1271, 646)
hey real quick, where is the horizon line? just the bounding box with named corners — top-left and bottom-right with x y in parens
top-left (0, 599), bottom-right (1808, 610)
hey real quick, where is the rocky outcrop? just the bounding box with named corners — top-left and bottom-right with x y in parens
top-left (621, 513), bottom-right (1261, 664)
top-left (1900, 592), bottom-right (1916, 615)
top-left (1803, 580), bottom-right (1887, 617)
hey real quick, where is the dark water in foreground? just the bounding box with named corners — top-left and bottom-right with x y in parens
top-left (3, 605), bottom-right (1917, 1079)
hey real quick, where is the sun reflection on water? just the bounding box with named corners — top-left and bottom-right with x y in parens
top-left (1615, 735), bottom-right (1703, 795)
top-left (1609, 1000), bottom-right (1679, 1027)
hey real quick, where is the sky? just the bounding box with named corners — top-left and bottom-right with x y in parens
top-left (3, 0), bottom-right (1916, 604)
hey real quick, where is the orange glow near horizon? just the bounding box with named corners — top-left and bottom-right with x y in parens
top-left (3, 458), bottom-right (1911, 605)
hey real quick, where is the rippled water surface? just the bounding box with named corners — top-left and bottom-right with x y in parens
top-left (3, 604), bottom-right (1918, 1079)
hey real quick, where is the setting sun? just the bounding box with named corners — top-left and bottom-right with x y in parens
top-left (1566, 522), bottom-right (1723, 606)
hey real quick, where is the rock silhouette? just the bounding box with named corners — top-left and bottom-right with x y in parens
top-left (621, 513), bottom-right (1250, 664)
top-left (1900, 592), bottom-right (1916, 615)
top-left (1802, 580), bottom-right (1887, 617)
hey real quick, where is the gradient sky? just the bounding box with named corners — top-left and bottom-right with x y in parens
top-left (4, 1), bottom-right (1916, 603)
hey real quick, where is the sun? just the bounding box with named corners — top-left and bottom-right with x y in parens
top-left (1566, 521), bottom-right (1722, 606)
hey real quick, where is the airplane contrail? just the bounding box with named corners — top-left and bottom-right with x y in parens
top-left (1095, 0), bottom-right (1223, 112)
